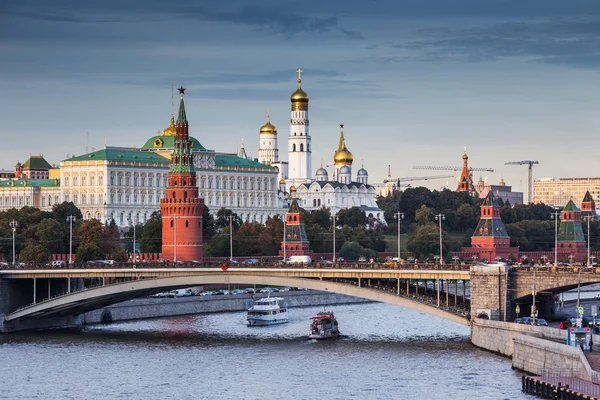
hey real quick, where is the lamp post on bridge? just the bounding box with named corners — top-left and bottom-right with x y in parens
top-left (127, 217), bottom-right (136, 266)
top-left (472, 255), bottom-right (478, 264)
top-left (171, 214), bottom-right (180, 262)
top-left (66, 215), bottom-right (76, 265)
top-left (227, 215), bottom-right (234, 261)
top-left (532, 264), bottom-right (538, 326)
top-left (435, 213), bottom-right (445, 265)
top-left (9, 220), bottom-right (17, 265)
top-left (551, 212), bottom-right (560, 266)
top-left (584, 215), bottom-right (592, 268)
top-left (394, 212), bottom-right (404, 262)
top-left (332, 215), bottom-right (337, 265)
top-left (541, 255), bottom-right (548, 265)
top-left (282, 216), bottom-right (286, 262)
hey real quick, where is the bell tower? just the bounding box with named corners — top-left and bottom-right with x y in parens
top-left (287, 69), bottom-right (311, 186)
top-left (160, 87), bottom-right (204, 262)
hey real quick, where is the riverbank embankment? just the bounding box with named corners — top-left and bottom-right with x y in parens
top-left (83, 291), bottom-right (370, 325)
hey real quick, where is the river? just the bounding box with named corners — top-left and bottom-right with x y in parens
top-left (0, 303), bottom-right (531, 400)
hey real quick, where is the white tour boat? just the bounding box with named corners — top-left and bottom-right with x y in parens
top-left (246, 296), bottom-right (289, 326)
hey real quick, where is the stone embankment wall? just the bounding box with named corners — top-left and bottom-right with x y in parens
top-left (83, 291), bottom-right (370, 325)
top-left (471, 319), bottom-right (595, 379)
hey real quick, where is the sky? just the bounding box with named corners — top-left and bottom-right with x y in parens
top-left (2, 0), bottom-right (600, 200)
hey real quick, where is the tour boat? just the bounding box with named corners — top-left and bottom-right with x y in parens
top-left (246, 296), bottom-right (289, 326)
top-left (308, 312), bottom-right (340, 340)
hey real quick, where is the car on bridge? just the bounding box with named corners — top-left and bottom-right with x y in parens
top-left (242, 259), bottom-right (259, 264)
top-left (243, 288), bottom-right (255, 294)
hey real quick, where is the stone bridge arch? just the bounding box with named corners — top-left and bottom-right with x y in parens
top-left (4, 273), bottom-right (469, 327)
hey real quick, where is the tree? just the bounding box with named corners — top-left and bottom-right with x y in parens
top-left (456, 204), bottom-right (479, 232)
top-left (308, 207), bottom-right (331, 230)
top-left (215, 208), bottom-right (242, 230)
top-left (51, 202), bottom-right (83, 223)
top-left (338, 241), bottom-right (378, 261)
top-left (336, 207), bottom-right (367, 228)
top-left (19, 243), bottom-right (51, 264)
top-left (33, 218), bottom-right (65, 254)
top-left (77, 219), bottom-right (103, 247)
top-left (203, 205), bottom-right (216, 239)
top-left (406, 222), bottom-right (449, 260)
top-left (415, 205), bottom-right (433, 225)
top-left (103, 220), bottom-right (127, 261)
top-left (140, 211), bottom-right (162, 253)
top-left (76, 243), bottom-right (103, 262)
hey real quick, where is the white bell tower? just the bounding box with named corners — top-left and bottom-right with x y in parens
top-left (287, 69), bottom-right (311, 186)
top-left (258, 107), bottom-right (278, 165)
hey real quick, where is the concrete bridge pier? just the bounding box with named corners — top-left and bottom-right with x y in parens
top-left (470, 265), bottom-right (511, 321)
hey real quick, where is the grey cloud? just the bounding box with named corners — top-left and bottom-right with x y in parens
top-left (178, 6), bottom-right (363, 39)
top-left (382, 17), bottom-right (600, 67)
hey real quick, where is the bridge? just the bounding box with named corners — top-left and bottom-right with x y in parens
top-left (1, 262), bottom-right (599, 332)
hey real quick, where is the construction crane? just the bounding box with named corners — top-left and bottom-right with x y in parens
top-left (505, 160), bottom-right (539, 204)
top-left (374, 175), bottom-right (454, 195)
top-left (413, 166), bottom-right (495, 173)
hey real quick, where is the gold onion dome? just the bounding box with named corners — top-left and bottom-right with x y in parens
top-left (279, 178), bottom-right (286, 185)
top-left (260, 107), bottom-right (277, 135)
top-left (463, 152), bottom-right (468, 160)
top-left (260, 120), bottom-right (277, 135)
top-left (333, 124), bottom-right (353, 165)
top-left (290, 185), bottom-right (297, 193)
top-left (291, 69), bottom-right (309, 103)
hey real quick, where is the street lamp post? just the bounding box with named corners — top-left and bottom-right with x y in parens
top-left (171, 214), bottom-right (179, 262)
top-left (227, 215), bottom-right (234, 261)
top-left (9, 220), bottom-right (17, 265)
top-left (551, 212), bottom-right (560, 266)
top-left (332, 215), bottom-right (337, 265)
top-left (532, 264), bottom-right (537, 325)
top-left (394, 212), bottom-right (404, 262)
top-left (584, 216), bottom-right (592, 267)
top-left (472, 255), bottom-right (478, 264)
top-left (66, 215), bottom-right (76, 264)
top-left (283, 216), bottom-right (287, 262)
top-left (435, 213), bottom-right (445, 265)
top-left (128, 218), bottom-right (136, 265)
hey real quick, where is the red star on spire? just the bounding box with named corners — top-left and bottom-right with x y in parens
top-left (178, 86), bottom-right (186, 95)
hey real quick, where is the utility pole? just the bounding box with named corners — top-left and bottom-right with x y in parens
top-left (394, 212), bottom-right (404, 262)
top-left (227, 215), bottom-right (234, 261)
top-left (9, 220), bottom-right (17, 265)
top-left (283, 216), bottom-right (287, 261)
top-left (128, 217), bottom-right (136, 265)
top-left (332, 215), bottom-right (337, 265)
top-left (551, 212), bottom-right (560, 266)
top-left (171, 214), bottom-right (179, 262)
top-left (66, 215), bottom-right (76, 264)
top-left (435, 213), bottom-right (445, 265)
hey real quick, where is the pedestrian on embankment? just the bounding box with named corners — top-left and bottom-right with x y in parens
top-left (590, 336), bottom-right (594, 352)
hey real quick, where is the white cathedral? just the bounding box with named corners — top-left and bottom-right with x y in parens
top-left (257, 70), bottom-right (386, 224)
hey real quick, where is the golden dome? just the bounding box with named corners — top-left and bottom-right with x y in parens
top-left (462, 153), bottom-right (468, 160)
top-left (260, 121), bottom-right (277, 135)
top-left (279, 178), bottom-right (286, 185)
top-left (333, 124), bottom-right (353, 165)
top-left (291, 69), bottom-right (309, 103)
top-left (290, 185), bottom-right (297, 193)
top-left (291, 86), bottom-right (309, 103)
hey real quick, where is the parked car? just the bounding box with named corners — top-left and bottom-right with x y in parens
top-left (280, 287), bottom-right (292, 292)
top-left (242, 259), bottom-right (259, 264)
top-left (175, 289), bottom-right (192, 297)
top-left (151, 292), bottom-right (169, 298)
top-left (213, 290), bottom-right (225, 295)
top-left (535, 319), bottom-right (548, 326)
top-left (231, 289), bottom-right (244, 295)
top-left (51, 260), bottom-right (66, 267)
top-left (287, 255), bottom-right (312, 264)
top-left (201, 291), bottom-right (214, 296)
top-left (260, 287), bottom-right (274, 293)
top-left (514, 318), bottom-right (523, 324)
top-left (243, 288), bottom-right (255, 294)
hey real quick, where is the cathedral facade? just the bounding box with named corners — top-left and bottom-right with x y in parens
top-left (258, 71), bottom-right (385, 224)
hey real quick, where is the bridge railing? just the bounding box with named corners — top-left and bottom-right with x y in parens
top-left (513, 266), bottom-right (600, 274)
top-left (0, 262), bottom-right (472, 271)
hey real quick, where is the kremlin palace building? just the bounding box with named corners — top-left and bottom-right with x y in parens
top-left (0, 70), bottom-right (385, 226)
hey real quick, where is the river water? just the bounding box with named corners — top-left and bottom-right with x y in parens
top-left (0, 303), bottom-right (531, 400)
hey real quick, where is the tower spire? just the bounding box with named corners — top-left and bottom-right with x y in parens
top-left (177, 86), bottom-right (187, 126)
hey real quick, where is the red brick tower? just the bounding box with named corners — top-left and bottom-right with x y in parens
top-left (581, 191), bottom-right (598, 220)
top-left (456, 148), bottom-right (476, 195)
top-left (462, 190), bottom-right (518, 261)
top-left (160, 87), bottom-right (204, 261)
top-left (554, 200), bottom-right (586, 261)
top-left (279, 188), bottom-right (313, 257)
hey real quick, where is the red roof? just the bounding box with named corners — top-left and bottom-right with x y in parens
top-left (311, 313), bottom-right (334, 320)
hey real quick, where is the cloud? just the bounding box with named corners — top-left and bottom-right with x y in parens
top-left (379, 17), bottom-right (600, 67)
top-left (178, 6), bottom-right (364, 39)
